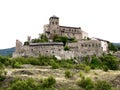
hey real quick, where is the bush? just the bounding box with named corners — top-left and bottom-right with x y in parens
top-left (94, 80), bottom-right (112, 90)
top-left (108, 43), bottom-right (118, 52)
top-left (102, 65), bottom-right (109, 72)
top-left (85, 66), bottom-right (91, 73)
top-left (90, 56), bottom-right (101, 69)
top-left (65, 70), bottom-right (73, 78)
top-left (100, 55), bottom-right (119, 70)
top-left (50, 60), bottom-right (59, 69)
top-left (64, 46), bottom-right (70, 51)
top-left (9, 77), bottom-right (56, 90)
top-left (79, 71), bottom-right (83, 78)
top-left (0, 76), bottom-right (6, 82)
top-left (0, 62), bottom-right (5, 75)
top-left (0, 56), bottom-right (10, 66)
top-left (77, 77), bottom-right (94, 90)
top-left (11, 61), bottom-right (21, 68)
top-left (41, 76), bottom-right (56, 88)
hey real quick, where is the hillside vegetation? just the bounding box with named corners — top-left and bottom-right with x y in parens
top-left (0, 54), bottom-right (120, 90)
top-left (0, 47), bottom-right (15, 56)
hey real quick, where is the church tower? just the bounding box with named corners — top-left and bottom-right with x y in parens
top-left (49, 15), bottom-right (60, 38)
top-left (49, 15), bottom-right (59, 26)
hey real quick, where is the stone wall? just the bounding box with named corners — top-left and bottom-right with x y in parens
top-left (44, 16), bottom-right (88, 40)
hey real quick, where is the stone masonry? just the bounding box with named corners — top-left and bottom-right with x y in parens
top-left (13, 15), bottom-right (108, 59)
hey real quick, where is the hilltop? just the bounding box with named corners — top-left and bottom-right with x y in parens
top-left (0, 47), bottom-right (15, 56)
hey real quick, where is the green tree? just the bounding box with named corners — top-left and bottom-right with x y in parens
top-left (100, 54), bottom-right (119, 70)
top-left (90, 56), bottom-right (102, 69)
top-left (108, 43), bottom-right (118, 52)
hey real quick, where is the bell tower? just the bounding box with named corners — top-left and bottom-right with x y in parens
top-left (49, 15), bottom-right (59, 26)
top-left (49, 15), bottom-right (59, 38)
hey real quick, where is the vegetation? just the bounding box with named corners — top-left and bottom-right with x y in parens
top-left (94, 80), bottom-right (112, 90)
top-left (64, 70), bottom-right (73, 78)
top-left (8, 76), bottom-right (56, 90)
top-left (77, 77), bottom-right (94, 90)
top-left (31, 34), bottom-right (48, 43)
top-left (0, 54), bottom-right (119, 71)
top-left (24, 41), bottom-right (29, 45)
top-left (77, 77), bottom-right (112, 90)
top-left (0, 47), bottom-right (15, 56)
top-left (64, 46), bottom-right (70, 51)
top-left (108, 43), bottom-right (118, 52)
top-left (0, 53), bottom-right (119, 89)
top-left (53, 35), bottom-right (77, 46)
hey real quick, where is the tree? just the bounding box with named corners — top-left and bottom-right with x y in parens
top-left (108, 43), bottom-right (118, 52)
top-left (90, 56), bottom-right (102, 69)
top-left (100, 54), bottom-right (119, 70)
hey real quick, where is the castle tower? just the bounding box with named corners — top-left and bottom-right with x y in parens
top-left (49, 15), bottom-right (60, 38)
top-left (49, 15), bottom-right (59, 26)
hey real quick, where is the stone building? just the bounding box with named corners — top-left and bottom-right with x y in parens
top-left (13, 16), bottom-right (109, 59)
top-left (44, 15), bottom-right (88, 40)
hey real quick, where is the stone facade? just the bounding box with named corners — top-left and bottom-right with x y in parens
top-left (13, 16), bottom-right (109, 59)
top-left (44, 15), bottom-right (88, 40)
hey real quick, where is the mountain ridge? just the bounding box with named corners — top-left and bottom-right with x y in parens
top-left (0, 47), bottom-right (15, 56)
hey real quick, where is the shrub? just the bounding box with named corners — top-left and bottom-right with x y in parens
top-left (0, 56), bottom-right (10, 66)
top-left (50, 61), bottom-right (59, 69)
top-left (102, 65), bottom-right (109, 72)
top-left (94, 80), bottom-right (112, 90)
top-left (0, 76), bottom-right (6, 82)
top-left (41, 76), bottom-right (56, 88)
top-left (79, 71), bottom-right (83, 78)
top-left (77, 77), bottom-right (94, 90)
top-left (108, 43), bottom-right (118, 52)
top-left (85, 66), bottom-right (91, 73)
top-left (9, 77), bottom-right (55, 90)
top-left (90, 56), bottom-right (101, 69)
top-left (65, 70), bottom-right (73, 78)
top-left (11, 61), bottom-right (21, 68)
top-left (100, 55), bottom-right (119, 70)
top-left (0, 62), bottom-right (5, 75)
top-left (64, 46), bottom-right (70, 51)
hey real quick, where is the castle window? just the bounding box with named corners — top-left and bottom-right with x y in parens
top-left (99, 44), bottom-right (101, 47)
top-left (89, 44), bottom-right (91, 47)
top-left (81, 44), bottom-right (84, 47)
top-left (31, 49), bottom-right (33, 52)
top-left (54, 30), bottom-right (56, 33)
top-left (52, 22), bottom-right (54, 25)
top-left (92, 44), bottom-right (94, 47)
top-left (69, 29), bottom-right (71, 32)
top-left (56, 22), bottom-right (58, 25)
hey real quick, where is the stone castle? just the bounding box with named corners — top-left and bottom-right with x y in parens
top-left (13, 15), bottom-right (109, 59)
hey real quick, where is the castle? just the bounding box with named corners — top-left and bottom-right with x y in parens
top-left (13, 15), bottom-right (109, 59)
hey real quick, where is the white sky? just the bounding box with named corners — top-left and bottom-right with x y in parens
top-left (0, 0), bottom-right (120, 49)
